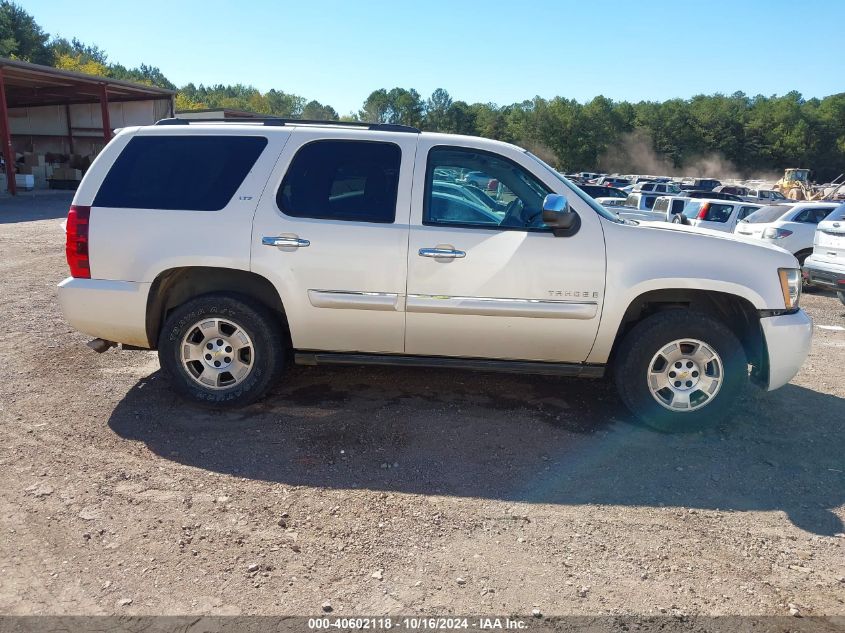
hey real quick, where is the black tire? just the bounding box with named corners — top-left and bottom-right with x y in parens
top-left (157, 293), bottom-right (285, 407)
top-left (613, 309), bottom-right (747, 432)
top-left (795, 249), bottom-right (812, 266)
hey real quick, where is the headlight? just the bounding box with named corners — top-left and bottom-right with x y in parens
top-left (778, 268), bottom-right (802, 309)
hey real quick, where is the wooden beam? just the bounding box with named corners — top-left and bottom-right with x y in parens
top-left (99, 83), bottom-right (111, 143)
top-left (0, 67), bottom-right (16, 195)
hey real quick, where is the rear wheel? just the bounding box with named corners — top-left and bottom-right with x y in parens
top-left (613, 310), bottom-right (748, 431)
top-left (158, 293), bottom-right (285, 407)
top-left (795, 250), bottom-right (814, 289)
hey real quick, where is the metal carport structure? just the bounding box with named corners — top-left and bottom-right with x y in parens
top-left (0, 57), bottom-right (175, 194)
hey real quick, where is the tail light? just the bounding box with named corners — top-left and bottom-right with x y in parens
top-left (65, 205), bottom-right (91, 278)
top-left (762, 227), bottom-right (793, 240)
top-left (697, 203), bottom-right (710, 220)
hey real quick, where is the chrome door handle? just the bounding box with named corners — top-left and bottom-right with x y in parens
top-left (419, 247), bottom-right (466, 259)
top-left (262, 236), bottom-right (310, 248)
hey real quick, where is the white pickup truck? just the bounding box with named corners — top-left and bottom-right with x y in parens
top-left (58, 119), bottom-right (812, 430)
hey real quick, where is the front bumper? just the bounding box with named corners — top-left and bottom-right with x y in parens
top-left (804, 256), bottom-right (845, 305)
top-left (759, 309), bottom-right (813, 391)
top-left (58, 277), bottom-right (152, 348)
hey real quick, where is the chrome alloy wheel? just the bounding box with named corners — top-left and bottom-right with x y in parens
top-left (180, 318), bottom-right (254, 389)
top-left (647, 338), bottom-right (723, 412)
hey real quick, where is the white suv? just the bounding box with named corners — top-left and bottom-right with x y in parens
top-left (678, 199), bottom-right (761, 232)
top-left (804, 204), bottom-right (845, 304)
top-left (58, 119), bottom-right (812, 430)
top-left (733, 202), bottom-right (840, 264)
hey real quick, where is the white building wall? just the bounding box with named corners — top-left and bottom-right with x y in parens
top-left (7, 99), bottom-right (171, 156)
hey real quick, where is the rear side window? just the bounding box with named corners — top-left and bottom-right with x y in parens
top-left (94, 135), bottom-right (267, 210)
top-left (653, 198), bottom-right (669, 212)
top-left (277, 140), bottom-right (400, 223)
top-left (744, 204), bottom-right (789, 223)
top-left (825, 204), bottom-right (845, 221)
top-left (794, 207), bottom-right (835, 224)
top-left (738, 205), bottom-right (760, 220)
top-left (682, 202), bottom-right (701, 219)
top-left (703, 203), bottom-right (733, 222)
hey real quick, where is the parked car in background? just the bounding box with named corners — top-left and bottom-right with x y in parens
top-left (684, 190), bottom-right (744, 202)
top-left (653, 196), bottom-right (690, 222)
top-left (678, 199), bottom-right (761, 232)
top-left (803, 204), bottom-right (845, 303)
top-left (680, 178), bottom-right (721, 191)
top-left (595, 176), bottom-right (631, 188)
top-left (734, 202), bottom-right (840, 264)
top-left (578, 171), bottom-right (604, 182)
top-left (745, 188), bottom-right (787, 203)
top-left (638, 182), bottom-right (682, 194)
top-left (621, 191), bottom-right (661, 211)
top-left (714, 185), bottom-right (750, 197)
top-left (578, 184), bottom-right (626, 199)
top-left (432, 180), bottom-right (507, 212)
top-left (460, 171), bottom-right (492, 188)
top-left (627, 175), bottom-right (656, 185)
top-left (577, 184), bottom-right (628, 208)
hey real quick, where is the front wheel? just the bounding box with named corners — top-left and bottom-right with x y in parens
top-left (158, 293), bottom-right (285, 407)
top-left (613, 310), bottom-right (748, 431)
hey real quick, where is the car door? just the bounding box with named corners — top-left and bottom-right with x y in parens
top-left (404, 139), bottom-right (606, 362)
top-left (251, 128), bottom-right (418, 354)
top-left (791, 206), bottom-right (838, 251)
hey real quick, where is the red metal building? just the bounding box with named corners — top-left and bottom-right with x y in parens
top-left (0, 57), bottom-right (175, 194)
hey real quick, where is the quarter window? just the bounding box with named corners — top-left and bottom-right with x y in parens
top-left (794, 207), bottom-right (835, 224)
top-left (738, 205), bottom-right (760, 220)
top-left (277, 140), bottom-right (401, 223)
top-left (424, 146), bottom-right (551, 229)
top-left (94, 135), bottom-right (268, 211)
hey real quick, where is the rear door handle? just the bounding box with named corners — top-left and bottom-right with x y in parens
top-left (419, 248), bottom-right (466, 259)
top-left (262, 236), bottom-right (310, 248)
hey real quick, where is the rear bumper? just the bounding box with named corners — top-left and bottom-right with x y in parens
top-left (804, 256), bottom-right (845, 304)
top-left (759, 309), bottom-right (813, 391)
top-left (57, 277), bottom-right (151, 348)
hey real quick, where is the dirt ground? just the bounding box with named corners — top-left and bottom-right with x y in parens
top-left (0, 192), bottom-right (843, 617)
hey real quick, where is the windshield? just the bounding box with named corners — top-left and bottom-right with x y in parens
top-left (743, 204), bottom-right (791, 223)
top-left (525, 151), bottom-right (623, 222)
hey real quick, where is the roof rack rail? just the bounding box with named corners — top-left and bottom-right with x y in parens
top-left (155, 117), bottom-right (420, 134)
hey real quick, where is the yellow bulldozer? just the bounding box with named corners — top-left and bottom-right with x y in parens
top-left (773, 168), bottom-right (845, 201)
top-left (774, 168), bottom-right (820, 200)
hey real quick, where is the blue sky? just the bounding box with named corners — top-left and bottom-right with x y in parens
top-left (24, 0), bottom-right (845, 115)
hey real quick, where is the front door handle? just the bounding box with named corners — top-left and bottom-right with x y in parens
top-left (262, 236), bottom-right (310, 248)
top-left (419, 247), bottom-right (466, 259)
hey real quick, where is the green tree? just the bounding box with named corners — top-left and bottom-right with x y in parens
top-left (0, 1), bottom-right (52, 64)
top-left (424, 88), bottom-right (453, 131)
top-left (302, 100), bottom-right (338, 121)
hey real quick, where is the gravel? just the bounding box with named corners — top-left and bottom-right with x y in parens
top-left (0, 192), bottom-right (843, 616)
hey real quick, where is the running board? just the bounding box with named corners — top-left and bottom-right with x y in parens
top-left (294, 352), bottom-right (604, 378)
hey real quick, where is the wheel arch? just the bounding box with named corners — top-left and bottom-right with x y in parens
top-left (606, 288), bottom-right (767, 386)
top-left (146, 267), bottom-right (290, 350)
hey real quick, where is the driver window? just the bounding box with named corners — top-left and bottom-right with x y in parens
top-left (424, 146), bottom-right (551, 230)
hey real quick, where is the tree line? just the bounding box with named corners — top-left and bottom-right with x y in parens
top-left (3, 1), bottom-right (845, 181)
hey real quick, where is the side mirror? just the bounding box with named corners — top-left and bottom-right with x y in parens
top-left (542, 194), bottom-right (581, 237)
